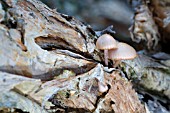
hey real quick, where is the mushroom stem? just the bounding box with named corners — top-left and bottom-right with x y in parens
top-left (113, 60), bottom-right (121, 68)
top-left (104, 49), bottom-right (108, 66)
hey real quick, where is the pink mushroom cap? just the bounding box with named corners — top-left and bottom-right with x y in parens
top-left (96, 34), bottom-right (118, 50)
top-left (108, 42), bottom-right (137, 60)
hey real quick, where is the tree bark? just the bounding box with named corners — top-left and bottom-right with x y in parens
top-left (0, 0), bottom-right (169, 112)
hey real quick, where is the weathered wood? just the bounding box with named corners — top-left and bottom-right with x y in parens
top-left (121, 55), bottom-right (170, 102)
top-left (1, 0), bottom-right (170, 112)
top-left (0, 0), bottom-right (103, 80)
top-left (130, 0), bottom-right (170, 52)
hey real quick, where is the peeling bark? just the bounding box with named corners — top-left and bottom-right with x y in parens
top-left (1, 0), bottom-right (169, 112)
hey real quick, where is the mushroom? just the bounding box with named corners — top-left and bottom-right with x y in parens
top-left (108, 42), bottom-right (137, 67)
top-left (96, 34), bottom-right (117, 66)
top-left (98, 82), bottom-right (108, 93)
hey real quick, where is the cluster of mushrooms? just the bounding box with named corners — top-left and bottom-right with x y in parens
top-left (96, 34), bottom-right (137, 67)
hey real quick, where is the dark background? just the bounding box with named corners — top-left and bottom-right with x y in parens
top-left (41, 0), bottom-right (134, 43)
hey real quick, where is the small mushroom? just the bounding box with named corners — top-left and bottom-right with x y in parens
top-left (70, 90), bottom-right (76, 96)
top-left (98, 82), bottom-right (108, 93)
top-left (108, 42), bottom-right (137, 67)
top-left (96, 34), bottom-right (117, 66)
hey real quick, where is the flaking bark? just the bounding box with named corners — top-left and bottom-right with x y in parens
top-left (0, 0), bottom-right (169, 112)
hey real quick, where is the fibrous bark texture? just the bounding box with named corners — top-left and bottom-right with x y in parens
top-left (1, 0), bottom-right (170, 113)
